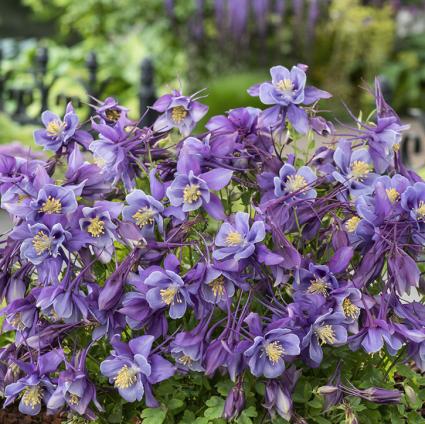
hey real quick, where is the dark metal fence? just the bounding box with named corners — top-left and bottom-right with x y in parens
top-left (0, 46), bottom-right (157, 127)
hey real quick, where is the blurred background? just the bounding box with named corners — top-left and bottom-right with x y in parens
top-left (0, 0), bottom-right (425, 154)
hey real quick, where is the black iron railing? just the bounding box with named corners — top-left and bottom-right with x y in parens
top-left (0, 46), bottom-right (157, 127)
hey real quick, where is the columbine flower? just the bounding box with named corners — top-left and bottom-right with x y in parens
top-left (16, 221), bottom-right (71, 266)
top-left (201, 264), bottom-right (236, 304)
top-left (79, 201), bottom-right (122, 263)
top-left (274, 164), bottom-right (317, 199)
top-left (34, 103), bottom-right (91, 152)
top-left (295, 263), bottom-right (339, 298)
top-left (248, 65), bottom-right (331, 133)
top-left (145, 268), bottom-right (191, 319)
top-left (302, 310), bottom-right (347, 366)
top-left (401, 181), bottom-right (425, 222)
top-left (3, 350), bottom-right (63, 415)
top-left (244, 328), bottom-right (300, 378)
top-left (92, 96), bottom-right (129, 125)
top-left (100, 335), bottom-right (175, 403)
top-left (166, 168), bottom-right (232, 219)
top-left (152, 89), bottom-right (208, 136)
top-left (47, 349), bottom-right (102, 418)
top-left (30, 184), bottom-right (79, 220)
top-left (213, 212), bottom-right (265, 261)
top-left (333, 140), bottom-right (377, 197)
top-left (364, 78), bottom-right (409, 173)
top-left (122, 189), bottom-right (164, 239)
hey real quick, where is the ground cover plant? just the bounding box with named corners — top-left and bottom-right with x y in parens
top-left (0, 64), bottom-right (424, 423)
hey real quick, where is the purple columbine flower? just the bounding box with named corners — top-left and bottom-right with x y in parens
top-left (79, 201), bottom-right (122, 263)
top-left (15, 221), bottom-right (71, 266)
top-left (201, 264), bottom-right (236, 304)
top-left (145, 268), bottom-right (191, 319)
top-left (364, 78), bottom-right (409, 173)
top-left (274, 164), bottom-right (317, 199)
top-left (3, 350), bottom-right (63, 415)
top-left (244, 328), bottom-right (300, 378)
top-left (295, 263), bottom-right (339, 298)
top-left (170, 324), bottom-right (206, 372)
top-left (152, 89), bottom-right (209, 136)
top-left (92, 96), bottom-right (129, 125)
top-left (29, 184), bottom-right (79, 220)
top-left (122, 189), bottom-right (164, 239)
top-left (302, 310), bottom-right (347, 366)
top-left (100, 335), bottom-right (174, 404)
top-left (213, 212), bottom-right (265, 261)
top-left (33, 103), bottom-right (91, 152)
top-left (401, 181), bottom-right (425, 222)
top-left (47, 349), bottom-right (102, 418)
top-left (248, 65), bottom-right (331, 133)
top-left (223, 379), bottom-right (245, 420)
top-left (166, 169), bottom-right (232, 220)
top-left (333, 140), bottom-right (377, 197)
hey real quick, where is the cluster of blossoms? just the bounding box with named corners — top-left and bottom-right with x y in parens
top-left (0, 64), bottom-right (423, 422)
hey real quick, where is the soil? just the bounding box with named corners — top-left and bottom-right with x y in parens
top-left (0, 407), bottom-right (63, 424)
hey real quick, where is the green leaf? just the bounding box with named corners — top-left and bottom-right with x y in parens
top-left (204, 396), bottom-right (225, 419)
top-left (140, 407), bottom-right (167, 424)
top-left (168, 398), bottom-right (184, 410)
top-left (235, 406), bottom-right (258, 424)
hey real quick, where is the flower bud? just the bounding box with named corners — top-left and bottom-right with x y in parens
top-left (317, 385), bottom-right (339, 395)
top-left (223, 383), bottom-right (245, 420)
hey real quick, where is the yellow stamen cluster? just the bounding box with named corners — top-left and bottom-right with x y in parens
top-left (393, 143), bottom-right (400, 152)
top-left (105, 109), bottom-right (120, 122)
top-left (210, 276), bottom-right (225, 298)
top-left (343, 298), bottom-right (360, 319)
top-left (171, 106), bottom-right (188, 123)
top-left (416, 201), bottom-right (425, 220)
top-left (351, 161), bottom-right (370, 180)
top-left (132, 207), bottom-right (155, 228)
top-left (114, 365), bottom-right (137, 389)
top-left (32, 231), bottom-right (51, 255)
top-left (178, 355), bottom-right (193, 366)
top-left (345, 216), bottom-right (361, 233)
top-left (386, 188), bottom-right (400, 204)
top-left (39, 196), bottom-right (62, 214)
top-left (225, 231), bottom-right (243, 246)
top-left (286, 174), bottom-right (307, 193)
top-left (315, 325), bottom-right (336, 345)
top-left (275, 78), bottom-right (294, 93)
top-left (68, 393), bottom-right (80, 405)
top-left (87, 217), bottom-right (105, 237)
top-left (46, 119), bottom-right (66, 137)
top-left (160, 286), bottom-right (179, 305)
top-left (10, 313), bottom-right (25, 330)
top-left (264, 341), bottom-right (285, 364)
top-left (21, 386), bottom-right (42, 409)
top-left (307, 278), bottom-right (330, 296)
top-left (183, 184), bottom-right (201, 204)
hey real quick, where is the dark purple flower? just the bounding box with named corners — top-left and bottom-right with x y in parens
top-left (4, 350), bottom-right (63, 415)
top-left (213, 212), bottom-right (265, 261)
top-left (145, 268), bottom-right (191, 319)
top-left (274, 164), bottom-right (317, 199)
top-left (152, 90), bottom-right (208, 136)
top-left (248, 65), bottom-right (331, 133)
top-left (244, 328), bottom-right (300, 378)
top-left (223, 379), bottom-right (245, 420)
top-left (100, 335), bottom-right (175, 403)
top-left (333, 140), bottom-right (377, 197)
top-left (302, 310), bottom-right (347, 366)
top-left (47, 349), bottom-right (102, 417)
top-left (34, 103), bottom-right (91, 152)
top-left (166, 169), bottom-right (232, 219)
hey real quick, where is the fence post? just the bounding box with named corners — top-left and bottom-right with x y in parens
top-left (139, 58), bottom-right (157, 127)
top-left (0, 46), bottom-right (3, 112)
top-left (35, 47), bottom-right (49, 117)
top-left (86, 51), bottom-right (98, 99)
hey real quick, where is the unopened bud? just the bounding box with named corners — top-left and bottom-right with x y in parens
top-left (317, 385), bottom-right (339, 395)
